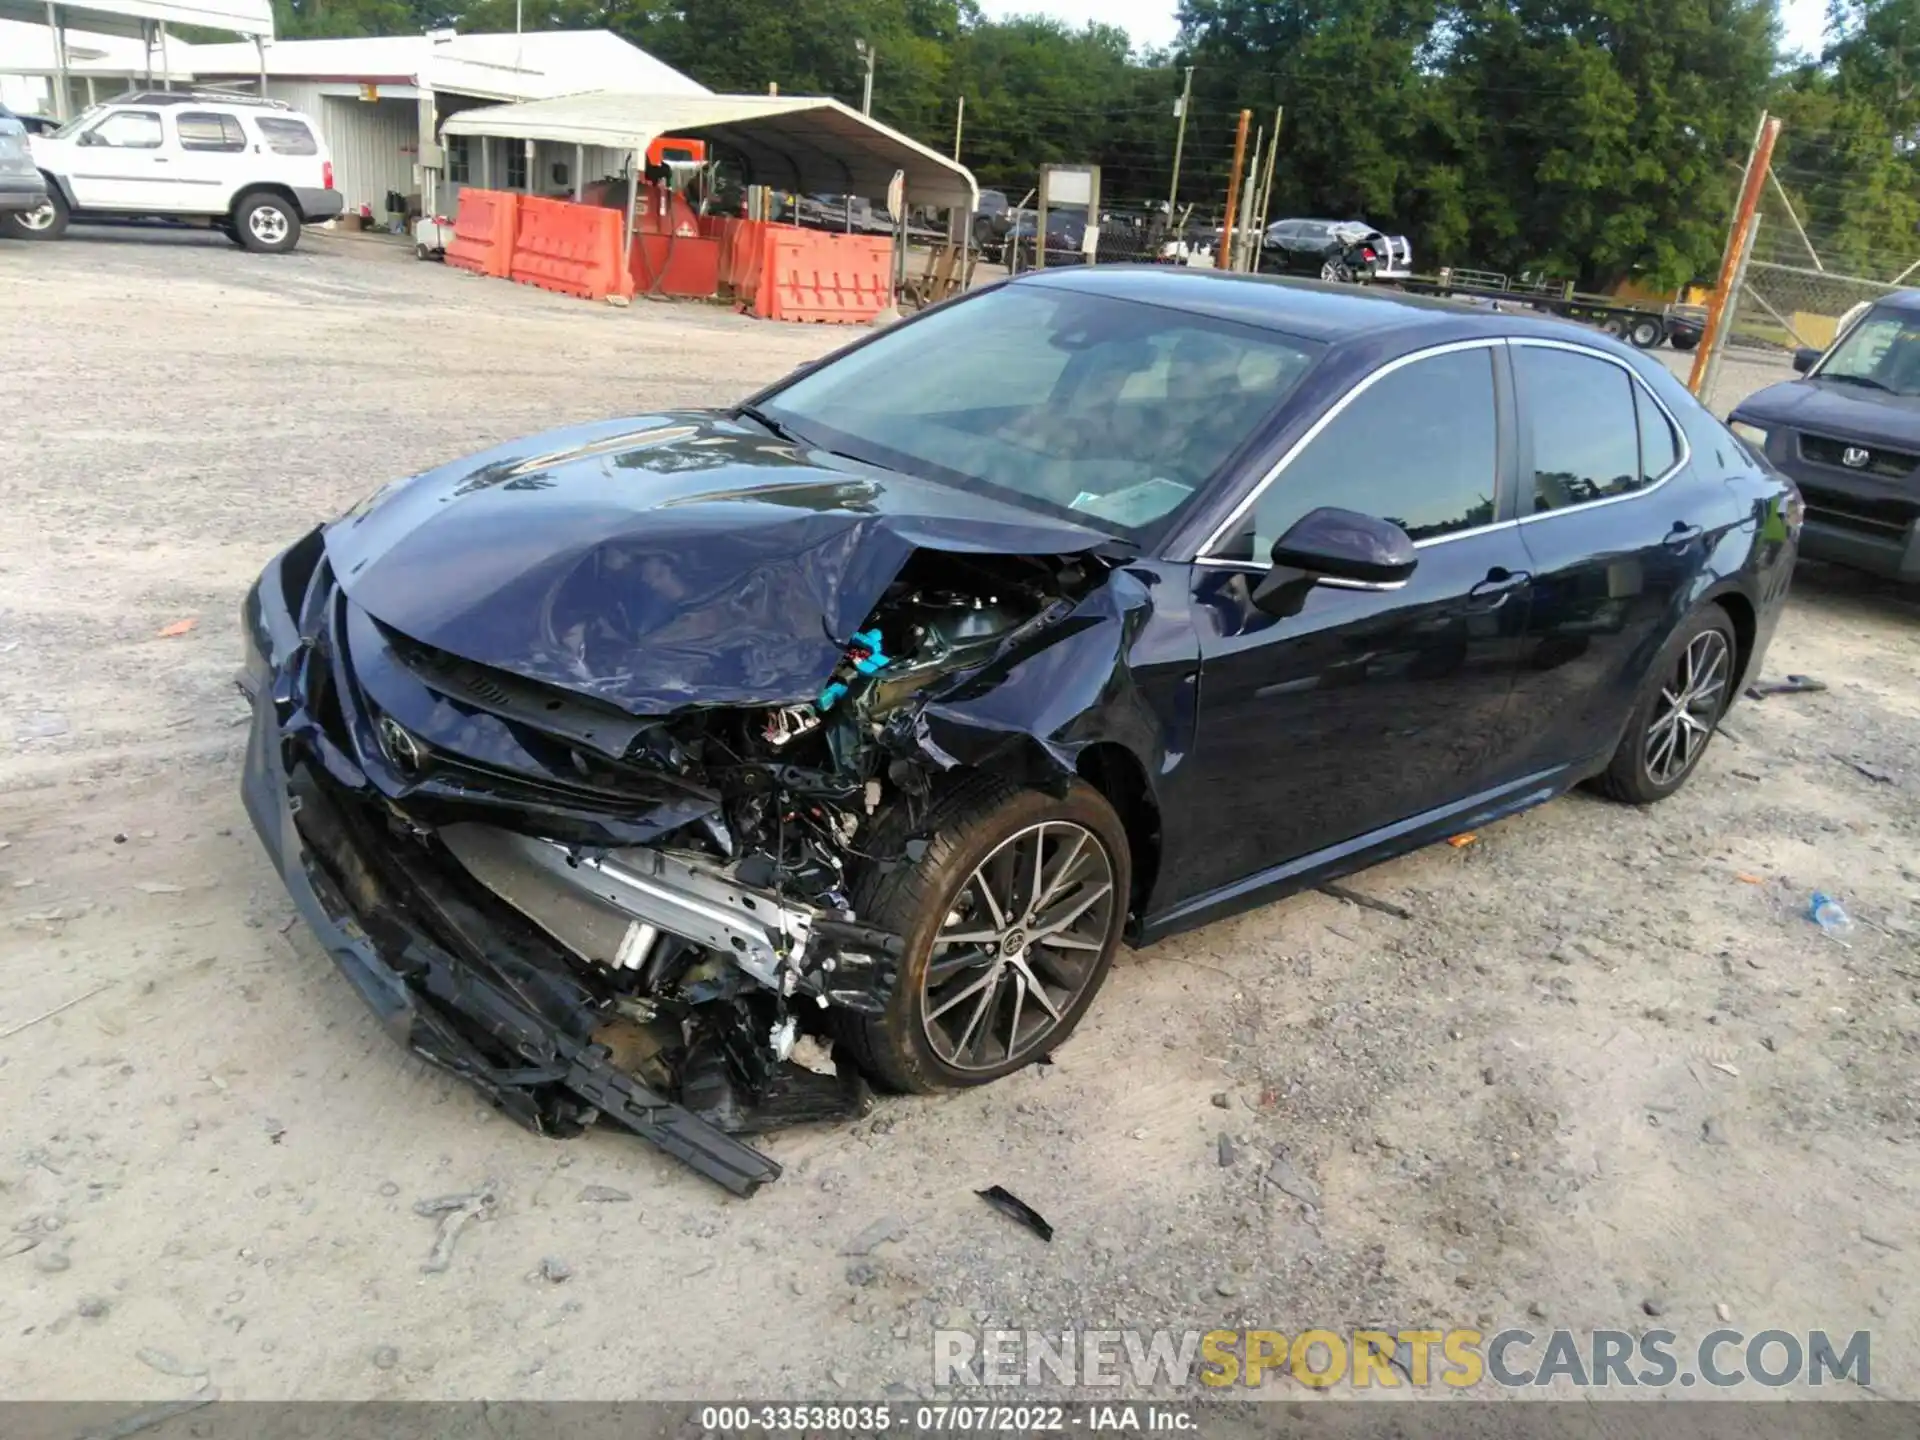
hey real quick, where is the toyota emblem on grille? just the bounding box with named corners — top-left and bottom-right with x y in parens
top-left (379, 715), bottom-right (424, 774)
top-left (1842, 445), bottom-right (1871, 468)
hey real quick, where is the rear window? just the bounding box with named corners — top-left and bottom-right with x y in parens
top-left (255, 116), bottom-right (318, 156)
top-left (178, 111), bottom-right (247, 152)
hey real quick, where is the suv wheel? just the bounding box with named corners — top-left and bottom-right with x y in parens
top-left (838, 776), bottom-right (1130, 1093)
top-left (1320, 258), bottom-right (1354, 283)
top-left (235, 192), bottom-right (301, 254)
top-left (1, 186), bottom-right (68, 241)
top-left (1590, 606), bottom-right (1738, 804)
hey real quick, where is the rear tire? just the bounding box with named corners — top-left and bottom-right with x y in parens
top-left (1628, 316), bottom-right (1665, 349)
top-left (1, 185), bottom-right (68, 240)
top-left (1590, 606), bottom-right (1738, 805)
top-left (1670, 329), bottom-right (1700, 352)
top-left (234, 191), bottom-right (301, 254)
top-left (839, 776), bottom-right (1130, 1094)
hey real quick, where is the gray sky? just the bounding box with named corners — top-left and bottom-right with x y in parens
top-left (977, 0), bottom-right (1832, 60)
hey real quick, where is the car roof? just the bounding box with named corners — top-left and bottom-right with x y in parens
top-left (1865, 289), bottom-right (1920, 315)
top-left (1012, 266), bottom-right (1586, 348)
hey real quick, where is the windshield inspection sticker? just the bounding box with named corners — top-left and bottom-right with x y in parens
top-left (1070, 477), bottom-right (1194, 527)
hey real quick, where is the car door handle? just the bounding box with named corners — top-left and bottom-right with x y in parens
top-left (1663, 523), bottom-right (1704, 550)
top-left (152, 156), bottom-right (169, 163)
top-left (1467, 567), bottom-right (1530, 611)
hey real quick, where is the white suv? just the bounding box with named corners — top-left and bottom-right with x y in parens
top-left (3, 91), bottom-right (341, 253)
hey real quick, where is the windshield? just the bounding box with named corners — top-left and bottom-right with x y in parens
top-left (1815, 307), bottom-right (1920, 396)
top-left (756, 283), bottom-right (1322, 539)
top-left (49, 105), bottom-right (104, 140)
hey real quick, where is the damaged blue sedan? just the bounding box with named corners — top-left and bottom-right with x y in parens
top-left (241, 268), bottom-right (1800, 1193)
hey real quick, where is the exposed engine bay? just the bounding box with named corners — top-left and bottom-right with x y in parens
top-left (240, 486), bottom-right (1147, 1194)
top-left (407, 551), bottom-right (1099, 1133)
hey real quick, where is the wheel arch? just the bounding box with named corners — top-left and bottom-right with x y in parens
top-left (1705, 586), bottom-right (1758, 694)
top-left (230, 182), bottom-right (299, 220)
top-left (1074, 741), bottom-right (1161, 929)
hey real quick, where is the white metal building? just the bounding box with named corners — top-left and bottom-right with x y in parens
top-left (178, 31), bottom-right (709, 219)
top-left (0, 23), bottom-right (709, 219)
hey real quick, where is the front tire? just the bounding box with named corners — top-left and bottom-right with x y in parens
top-left (234, 192), bottom-right (301, 254)
top-left (1590, 606), bottom-right (1737, 804)
top-left (840, 776), bottom-right (1130, 1094)
top-left (1, 185), bottom-right (68, 240)
top-left (1320, 258), bottom-right (1354, 283)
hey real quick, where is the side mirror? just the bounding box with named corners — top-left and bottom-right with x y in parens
top-left (77, 130), bottom-right (99, 147)
top-left (1251, 507), bottom-right (1418, 615)
top-left (1792, 346), bottom-right (1820, 375)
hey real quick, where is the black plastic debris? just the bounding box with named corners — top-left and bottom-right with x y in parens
top-left (976, 1185), bottom-right (1053, 1243)
top-left (1746, 674), bottom-right (1828, 700)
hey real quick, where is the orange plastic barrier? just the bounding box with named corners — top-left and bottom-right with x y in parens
top-left (509, 196), bottom-right (635, 303)
top-left (629, 232), bottom-right (719, 299)
top-left (445, 188), bottom-right (518, 279)
top-left (758, 229), bottom-right (894, 323)
top-left (714, 218), bottom-right (774, 305)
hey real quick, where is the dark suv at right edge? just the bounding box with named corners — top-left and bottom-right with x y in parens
top-left (1729, 291), bottom-right (1920, 581)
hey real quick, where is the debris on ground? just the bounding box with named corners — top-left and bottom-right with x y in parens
top-left (1316, 883), bottom-right (1413, 920)
top-left (1266, 1153), bottom-right (1322, 1205)
top-left (1808, 892), bottom-right (1854, 938)
top-left (538, 1257), bottom-right (572, 1283)
top-left (840, 1216), bottom-right (908, 1256)
top-left (1844, 758), bottom-right (1895, 784)
top-left (135, 1348), bottom-right (207, 1379)
top-left (1745, 674), bottom-right (1828, 700)
top-left (414, 1186), bottom-right (496, 1273)
top-left (0, 982), bottom-right (110, 1040)
top-left (975, 1185), bottom-right (1053, 1243)
top-left (576, 1185), bottom-right (632, 1204)
top-left (155, 618), bottom-right (198, 638)
top-left (1446, 833), bottom-right (1478, 849)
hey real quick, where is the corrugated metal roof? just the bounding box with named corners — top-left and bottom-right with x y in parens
top-left (443, 92), bottom-right (977, 209)
top-left (0, 17), bottom-right (194, 77)
top-left (0, 0), bottom-right (271, 38)
top-left (183, 30), bottom-right (707, 102)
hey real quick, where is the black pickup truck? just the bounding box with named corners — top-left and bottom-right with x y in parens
top-left (1729, 291), bottom-right (1920, 581)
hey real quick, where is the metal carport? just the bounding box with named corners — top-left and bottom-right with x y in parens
top-left (0, 0), bottom-right (272, 119)
top-left (441, 91), bottom-right (977, 212)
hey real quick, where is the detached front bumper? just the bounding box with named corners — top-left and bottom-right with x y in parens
top-left (237, 534), bottom-right (788, 1195)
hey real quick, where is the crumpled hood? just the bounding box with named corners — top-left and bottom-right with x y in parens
top-left (324, 412), bottom-right (1115, 714)
top-left (1733, 377), bottom-right (1920, 451)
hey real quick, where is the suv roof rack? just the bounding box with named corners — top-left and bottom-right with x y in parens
top-left (112, 90), bottom-right (293, 110)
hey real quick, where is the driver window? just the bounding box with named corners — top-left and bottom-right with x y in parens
top-left (1212, 346), bottom-right (1500, 562)
top-left (86, 110), bottom-right (164, 149)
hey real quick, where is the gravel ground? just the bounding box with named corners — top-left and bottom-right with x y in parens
top-left (1, 228), bottom-right (1916, 1403)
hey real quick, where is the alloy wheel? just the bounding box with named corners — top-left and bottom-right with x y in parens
top-left (919, 820), bottom-right (1116, 1073)
top-left (1320, 259), bottom-right (1352, 282)
top-left (1644, 629), bottom-right (1730, 786)
top-left (249, 206), bottom-right (290, 245)
top-left (17, 200), bottom-right (56, 232)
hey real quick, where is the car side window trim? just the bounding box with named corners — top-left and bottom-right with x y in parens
top-left (1194, 338), bottom-right (1510, 563)
top-left (1508, 337), bottom-right (1692, 524)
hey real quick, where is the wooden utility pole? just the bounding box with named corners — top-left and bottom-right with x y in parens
top-left (1218, 109), bottom-right (1250, 271)
top-left (953, 95), bottom-right (964, 161)
top-left (1689, 113), bottom-right (1781, 398)
top-left (1251, 105), bottom-right (1282, 267)
top-left (1168, 66), bottom-right (1195, 219)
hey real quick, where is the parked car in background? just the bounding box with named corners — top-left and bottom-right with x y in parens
top-left (0, 104), bottom-right (48, 229)
top-left (1729, 290), bottom-right (1920, 580)
top-left (1006, 207), bottom-right (1089, 268)
top-left (9, 90), bottom-right (340, 251)
top-left (11, 110), bottom-right (58, 136)
top-left (239, 266), bottom-right (1798, 1193)
top-left (972, 189), bottom-right (1013, 255)
top-left (1260, 218), bottom-right (1412, 282)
